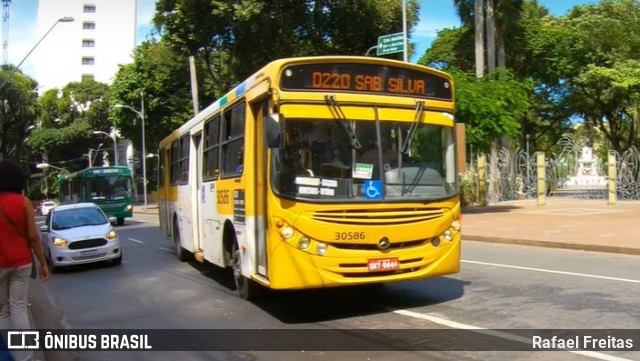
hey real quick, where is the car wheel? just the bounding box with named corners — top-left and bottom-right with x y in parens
top-left (173, 219), bottom-right (191, 262)
top-left (112, 254), bottom-right (122, 265)
top-left (231, 239), bottom-right (260, 300)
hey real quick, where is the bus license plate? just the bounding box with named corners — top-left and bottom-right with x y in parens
top-left (367, 258), bottom-right (399, 272)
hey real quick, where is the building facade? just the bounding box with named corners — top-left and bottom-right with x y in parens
top-left (33, 0), bottom-right (137, 90)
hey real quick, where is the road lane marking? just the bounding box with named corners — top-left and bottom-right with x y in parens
top-left (128, 238), bottom-right (144, 244)
top-left (462, 260), bottom-right (640, 284)
top-left (392, 309), bottom-right (633, 361)
top-left (159, 247), bottom-right (173, 253)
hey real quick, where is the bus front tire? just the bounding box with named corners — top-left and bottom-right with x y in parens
top-left (231, 241), bottom-right (260, 300)
top-left (173, 220), bottom-right (191, 262)
top-left (117, 218), bottom-right (125, 226)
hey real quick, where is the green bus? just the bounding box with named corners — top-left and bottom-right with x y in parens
top-left (58, 166), bottom-right (134, 225)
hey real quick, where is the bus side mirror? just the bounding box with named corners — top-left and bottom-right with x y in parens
top-left (266, 113), bottom-right (285, 149)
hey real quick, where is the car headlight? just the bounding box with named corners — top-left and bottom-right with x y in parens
top-left (126, 204), bottom-right (133, 211)
top-left (53, 238), bottom-right (68, 247)
top-left (106, 231), bottom-right (118, 240)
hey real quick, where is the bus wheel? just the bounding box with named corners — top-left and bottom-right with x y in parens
top-left (117, 218), bottom-right (125, 226)
top-left (173, 219), bottom-right (191, 262)
top-left (231, 241), bottom-right (260, 300)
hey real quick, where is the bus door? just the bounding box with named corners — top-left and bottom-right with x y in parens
top-left (159, 148), bottom-right (171, 237)
top-left (253, 97), bottom-right (270, 277)
top-left (200, 115), bottom-right (224, 266)
top-left (191, 132), bottom-right (203, 256)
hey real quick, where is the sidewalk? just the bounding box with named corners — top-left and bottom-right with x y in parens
top-left (133, 203), bottom-right (159, 215)
top-left (463, 199), bottom-right (640, 256)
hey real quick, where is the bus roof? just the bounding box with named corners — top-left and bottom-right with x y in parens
top-left (61, 166), bottom-right (132, 180)
top-left (158, 55), bottom-right (453, 149)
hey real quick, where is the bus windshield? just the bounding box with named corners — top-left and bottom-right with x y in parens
top-left (272, 117), bottom-right (458, 202)
top-left (87, 175), bottom-right (132, 201)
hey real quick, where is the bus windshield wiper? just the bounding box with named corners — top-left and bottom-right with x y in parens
top-left (401, 101), bottom-right (425, 154)
top-left (325, 95), bottom-right (362, 149)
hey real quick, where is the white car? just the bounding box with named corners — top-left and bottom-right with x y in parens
top-left (39, 203), bottom-right (122, 271)
top-left (39, 201), bottom-right (57, 216)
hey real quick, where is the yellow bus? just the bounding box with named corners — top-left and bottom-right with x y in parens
top-left (157, 56), bottom-right (461, 299)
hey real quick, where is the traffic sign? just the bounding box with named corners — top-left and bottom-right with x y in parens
top-left (376, 32), bottom-right (404, 56)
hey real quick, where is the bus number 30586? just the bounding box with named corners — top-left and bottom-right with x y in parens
top-left (334, 232), bottom-right (366, 241)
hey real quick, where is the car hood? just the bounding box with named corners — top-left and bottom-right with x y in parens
top-left (50, 224), bottom-right (112, 240)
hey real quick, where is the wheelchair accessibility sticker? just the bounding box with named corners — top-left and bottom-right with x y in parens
top-left (364, 180), bottom-right (382, 200)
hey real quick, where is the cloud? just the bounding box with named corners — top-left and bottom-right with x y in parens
top-left (411, 17), bottom-right (460, 40)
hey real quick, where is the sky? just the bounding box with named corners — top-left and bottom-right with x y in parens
top-left (7, 0), bottom-right (596, 80)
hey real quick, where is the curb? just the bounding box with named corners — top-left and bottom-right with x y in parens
top-left (464, 235), bottom-right (640, 256)
top-left (29, 281), bottom-right (82, 361)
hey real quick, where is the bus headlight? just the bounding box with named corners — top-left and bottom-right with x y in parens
top-left (106, 231), bottom-right (118, 240)
top-left (53, 238), bottom-right (68, 247)
top-left (451, 220), bottom-right (461, 231)
top-left (298, 237), bottom-right (310, 250)
top-left (280, 226), bottom-right (294, 240)
top-left (443, 230), bottom-right (453, 242)
top-left (317, 242), bottom-right (327, 256)
top-left (126, 204), bottom-right (133, 211)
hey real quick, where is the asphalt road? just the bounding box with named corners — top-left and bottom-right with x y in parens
top-left (31, 214), bottom-right (640, 361)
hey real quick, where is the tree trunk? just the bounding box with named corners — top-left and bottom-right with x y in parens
top-left (474, 0), bottom-right (485, 78)
top-left (497, 29), bottom-right (506, 68)
top-left (486, 0), bottom-right (496, 73)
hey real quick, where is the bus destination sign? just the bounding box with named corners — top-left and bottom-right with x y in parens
top-left (90, 168), bottom-right (121, 174)
top-left (280, 63), bottom-right (452, 100)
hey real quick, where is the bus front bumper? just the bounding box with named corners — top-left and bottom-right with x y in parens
top-left (266, 233), bottom-right (461, 289)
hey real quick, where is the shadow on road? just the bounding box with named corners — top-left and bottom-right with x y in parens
top-left (462, 205), bottom-right (522, 214)
top-left (252, 277), bottom-right (468, 324)
top-left (187, 256), bottom-right (469, 324)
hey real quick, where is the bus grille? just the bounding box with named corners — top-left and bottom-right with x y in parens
top-left (311, 208), bottom-right (444, 225)
top-left (329, 239), bottom-right (427, 250)
top-left (68, 238), bottom-right (108, 250)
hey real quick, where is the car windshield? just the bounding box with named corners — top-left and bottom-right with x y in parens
top-left (51, 207), bottom-right (108, 230)
top-left (271, 117), bottom-right (458, 202)
top-left (87, 175), bottom-right (132, 201)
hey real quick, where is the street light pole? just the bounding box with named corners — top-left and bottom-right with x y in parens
top-left (93, 131), bottom-right (117, 165)
top-left (402, 0), bottom-right (408, 62)
top-left (0, 16), bottom-right (74, 92)
top-left (36, 162), bottom-right (71, 200)
top-left (141, 91), bottom-right (147, 211)
top-left (114, 93), bottom-right (147, 211)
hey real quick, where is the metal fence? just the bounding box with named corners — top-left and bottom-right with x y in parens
top-left (470, 137), bottom-right (640, 203)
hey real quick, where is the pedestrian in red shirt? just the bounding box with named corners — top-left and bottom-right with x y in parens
top-left (0, 159), bottom-right (49, 361)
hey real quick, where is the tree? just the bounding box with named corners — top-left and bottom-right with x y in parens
top-left (109, 39), bottom-right (194, 155)
top-left (559, 0), bottom-right (640, 153)
top-left (26, 78), bottom-right (111, 169)
top-left (0, 66), bottom-right (39, 160)
top-left (153, 0), bottom-right (420, 86)
top-left (453, 69), bottom-right (531, 152)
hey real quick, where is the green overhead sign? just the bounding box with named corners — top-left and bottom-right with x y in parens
top-left (376, 32), bottom-right (404, 56)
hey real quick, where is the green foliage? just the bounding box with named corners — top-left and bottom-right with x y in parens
top-left (109, 40), bottom-right (194, 153)
top-left (25, 78), bottom-right (110, 165)
top-left (452, 69), bottom-right (532, 152)
top-left (0, 66), bottom-right (39, 160)
top-left (458, 169), bottom-right (478, 206)
top-left (154, 0), bottom-right (420, 83)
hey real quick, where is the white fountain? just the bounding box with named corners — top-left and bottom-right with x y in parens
top-left (566, 146), bottom-right (608, 188)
